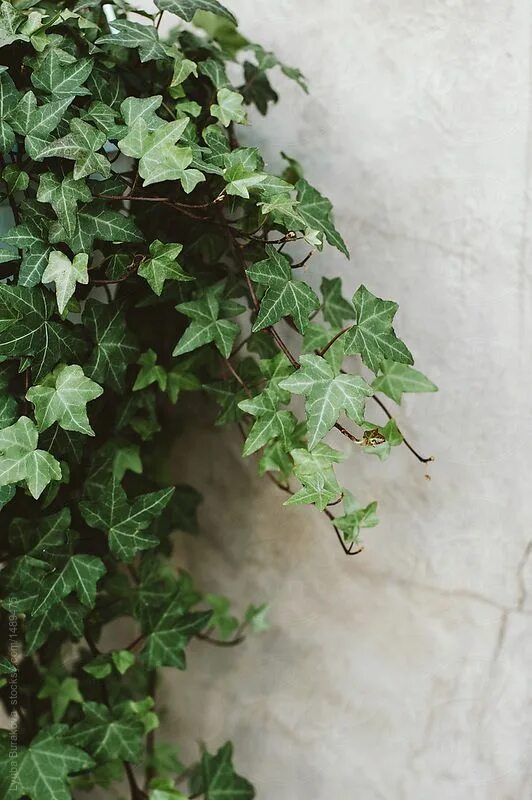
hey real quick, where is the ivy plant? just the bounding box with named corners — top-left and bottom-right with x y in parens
top-left (0, 1), bottom-right (437, 798)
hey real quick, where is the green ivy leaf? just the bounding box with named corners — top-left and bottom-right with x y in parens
top-left (343, 285), bottom-right (414, 374)
top-left (67, 701), bottom-right (145, 763)
top-left (211, 88), bottom-right (247, 127)
top-left (296, 178), bottom-right (349, 257)
top-left (1, 211), bottom-right (52, 287)
top-left (120, 95), bottom-right (165, 130)
top-left (9, 91), bottom-right (75, 160)
top-left (79, 481), bottom-right (175, 560)
top-left (34, 119), bottom-right (111, 180)
top-left (189, 742), bottom-right (255, 800)
top-left (0, 416), bottom-right (61, 498)
top-left (372, 359), bottom-right (437, 404)
top-left (0, 71), bottom-right (20, 152)
top-left (8, 507), bottom-right (70, 560)
top-left (238, 383), bottom-right (296, 456)
top-left (320, 277), bottom-right (353, 328)
top-left (0, 285), bottom-right (84, 378)
top-left (173, 284), bottom-right (244, 359)
top-left (118, 117), bottom-right (204, 190)
top-left (138, 240), bottom-right (192, 295)
top-left (37, 172), bottom-right (91, 239)
top-left (141, 594), bottom-right (211, 668)
top-left (3, 725), bottom-right (94, 800)
top-left (335, 491), bottom-right (379, 543)
top-left (0, 2), bottom-right (30, 50)
top-left (247, 245), bottom-right (319, 333)
top-left (26, 363), bottom-right (103, 435)
top-left (224, 162), bottom-right (266, 198)
top-left (134, 349), bottom-right (167, 392)
top-left (31, 50), bottom-right (93, 98)
top-left (3, 164), bottom-right (29, 193)
top-left (149, 779), bottom-right (188, 800)
top-left (50, 200), bottom-right (143, 254)
top-left (284, 443), bottom-right (345, 510)
top-left (37, 676), bottom-right (83, 723)
top-left (84, 299), bottom-right (139, 392)
top-left (156, 0), bottom-right (237, 25)
top-left (279, 354), bottom-right (373, 449)
top-left (97, 19), bottom-right (167, 63)
top-left (42, 251), bottom-right (89, 314)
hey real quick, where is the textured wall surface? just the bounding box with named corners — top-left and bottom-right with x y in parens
top-left (157, 2), bottom-right (532, 798)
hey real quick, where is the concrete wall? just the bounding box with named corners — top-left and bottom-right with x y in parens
top-left (159, 3), bottom-right (532, 798)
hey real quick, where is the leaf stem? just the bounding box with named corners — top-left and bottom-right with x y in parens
top-left (372, 395), bottom-right (434, 463)
top-left (318, 326), bottom-right (351, 356)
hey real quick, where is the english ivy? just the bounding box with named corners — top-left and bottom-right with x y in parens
top-left (0, 2), bottom-right (436, 798)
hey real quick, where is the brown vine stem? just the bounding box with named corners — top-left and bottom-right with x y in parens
top-left (292, 250), bottom-right (315, 268)
top-left (90, 265), bottom-right (139, 286)
top-left (263, 457), bottom-right (359, 556)
top-left (371, 394), bottom-right (434, 464)
top-left (318, 326), bottom-right (352, 357)
top-left (223, 357), bottom-right (252, 397)
top-left (196, 631), bottom-right (246, 647)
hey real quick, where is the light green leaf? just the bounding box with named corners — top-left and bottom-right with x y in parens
top-left (335, 491), bottom-right (379, 543)
top-left (224, 163), bottom-right (266, 198)
top-left (118, 117), bottom-right (203, 189)
top-left (111, 649), bottom-right (135, 675)
top-left (211, 88), bottom-right (247, 127)
top-left (149, 779), bottom-right (188, 800)
top-left (296, 178), bottom-right (349, 257)
top-left (343, 285), bottom-right (413, 374)
top-left (9, 91), bottom-right (75, 160)
top-left (34, 118), bottom-right (110, 180)
top-left (37, 172), bottom-right (91, 238)
top-left (238, 380), bottom-right (296, 456)
top-left (170, 53), bottom-right (198, 94)
top-left (42, 251), bottom-right (88, 315)
top-left (173, 284), bottom-right (244, 359)
top-left (284, 442), bottom-right (344, 510)
top-left (280, 354), bottom-right (373, 449)
top-left (155, 0), bottom-right (237, 25)
top-left (372, 360), bottom-right (437, 404)
top-left (0, 416), bottom-right (61, 499)
top-left (138, 240), bottom-right (192, 295)
top-left (247, 244), bottom-right (319, 333)
top-left (26, 364), bottom-right (103, 435)
top-left (120, 95), bottom-right (165, 131)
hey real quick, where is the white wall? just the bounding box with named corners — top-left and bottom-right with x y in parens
top-left (161, 2), bottom-right (532, 798)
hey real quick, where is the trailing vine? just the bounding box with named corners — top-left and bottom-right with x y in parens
top-left (0, 1), bottom-right (437, 798)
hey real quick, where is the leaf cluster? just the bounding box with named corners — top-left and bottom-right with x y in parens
top-left (0, 1), bottom-right (436, 798)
